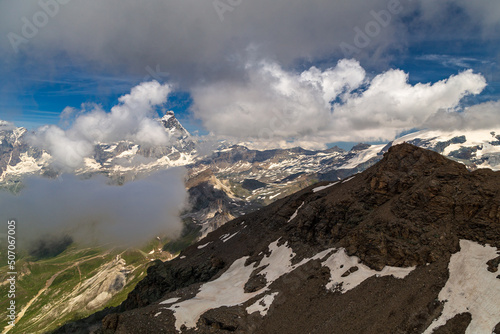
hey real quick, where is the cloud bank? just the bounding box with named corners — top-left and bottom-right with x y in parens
top-left (0, 169), bottom-right (188, 247)
top-left (423, 100), bottom-right (500, 131)
top-left (191, 59), bottom-right (488, 148)
top-left (30, 80), bottom-right (173, 169)
top-left (1, 0), bottom-right (497, 82)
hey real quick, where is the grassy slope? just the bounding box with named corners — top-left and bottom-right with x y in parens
top-left (0, 244), bottom-right (162, 334)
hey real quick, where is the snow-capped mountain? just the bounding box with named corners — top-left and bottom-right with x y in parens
top-left (393, 129), bottom-right (500, 170)
top-left (53, 144), bottom-right (500, 333)
top-left (0, 112), bottom-right (197, 186)
top-left (3, 114), bottom-right (499, 189)
top-left (0, 121), bottom-right (48, 185)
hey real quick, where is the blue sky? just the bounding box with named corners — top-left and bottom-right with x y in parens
top-left (0, 0), bottom-right (499, 148)
top-left (3, 51), bottom-right (498, 133)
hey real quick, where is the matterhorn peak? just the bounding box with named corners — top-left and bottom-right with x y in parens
top-left (158, 111), bottom-right (190, 138)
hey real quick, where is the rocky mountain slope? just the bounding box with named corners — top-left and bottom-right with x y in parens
top-left (53, 143), bottom-right (500, 334)
top-left (3, 116), bottom-right (500, 333)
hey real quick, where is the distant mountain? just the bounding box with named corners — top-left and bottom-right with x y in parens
top-left (52, 143), bottom-right (500, 333)
top-left (0, 112), bottom-right (197, 186)
top-left (2, 115), bottom-right (500, 235)
top-left (393, 129), bottom-right (500, 170)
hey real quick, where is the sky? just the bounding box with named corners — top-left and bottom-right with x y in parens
top-left (0, 0), bottom-right (499, 149)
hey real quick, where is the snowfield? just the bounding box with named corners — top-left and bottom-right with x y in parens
top-left (163, 239), bottom-right (416, 331)
top-left (423, 240), bottom-right (500, 334)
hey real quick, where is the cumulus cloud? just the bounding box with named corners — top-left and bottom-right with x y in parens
top-left (29, 80), bottom-right (173, 169)
top-left (331, 68), bottom-right (487, 140)
top-left (0, 1), bottom-right (497, 150)
top-left (191, 59), bottom-right (487, 148)
top-left (0, 169), bottom-right (188, 247)
top-left (423, 100), bottom-right (500, 131)
top-left (191, 59), bottom-right (365, 143)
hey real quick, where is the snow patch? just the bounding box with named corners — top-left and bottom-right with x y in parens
top-left (197, 242), bottom-right (211, 249)
top-left (167, 256), bottom-right (257, 330)
top-left (340, 144), bottom-right (385, 169)
top-left (312, 181), bottom-right (338, 193)
top-left (1, 152), bottom-right (50, 181)
top-left (322, 248), bottom-right (415, 292)
top-left (246, 292), bottom-right (279, 316)
top-left (116, 145), bottom-right (139, 158)
top-left (154, 312), bottom-right (162, 317)
top-left (423, 240), bottom-right (500, 334)
top-left (342, 176), bottom-right (355, 183)
top-left (165, 239), bottom-right (415, 332)
top-left (221, 231), bottom-right (239, 243)
top-left (82, 157), bottom-right (102, 171)
top-left (166, 239), bottom-right (330, 331)
top-left (269, 192), bottom-right (281, 199)
top-left (160, 297), bottom-right (181, 305)
top-left (288, 202), bottom-right (304, 222)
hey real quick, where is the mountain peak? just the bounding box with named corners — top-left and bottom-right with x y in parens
top-left (158, 111), bottom-right (190, 137)
top-left (350, 142), bottom-right (371, 151)
top-left (377, 142), bottom-right (466, 174)
top-left (294, 143), bottom-right (498, 268)
top-left (160, 110), bottom-right (176, 120)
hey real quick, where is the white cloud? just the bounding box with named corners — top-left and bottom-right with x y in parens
top-left (191, 59), bottom-right (365, 145)
top-left (0, 120), bottom-right (17, 131)
top-left (423, 100), bottom-right (500, 131)
top-left (300, 59), bottom-right (367, 104)
top-left (192, 59), bottom-right (487, 148)
top-left (30, 80), bottom-right (173, 169)
top-left (331, 68), bottom-right (487, 140)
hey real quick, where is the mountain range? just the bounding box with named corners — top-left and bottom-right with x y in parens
top-left (52, 143), bottom-right (500, 334)
top-left (2, 114), bottom-right (500, 235)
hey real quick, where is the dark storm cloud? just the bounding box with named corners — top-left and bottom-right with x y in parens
top-left (0, 0), bottom-right (414, 83)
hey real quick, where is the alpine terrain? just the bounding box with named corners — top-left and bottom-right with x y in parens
top-left (2, 115), bottom-right (500, 237)
top-left (52, 143), bottom-right (500, 334)
top-left (2, 114), bottom-right (500, 333)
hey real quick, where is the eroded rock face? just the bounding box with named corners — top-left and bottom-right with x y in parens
top-left (52, 144), bottom-right (500, 334)
top-left (288, 143), bottom-right (499, 271)
top-left (62, 256), bottom-right (134, 314)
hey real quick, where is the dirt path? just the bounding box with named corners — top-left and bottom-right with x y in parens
top-left (75, 264), bottom-right (82, 290)
top-left (2, 252), bottom-right (109, 334)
